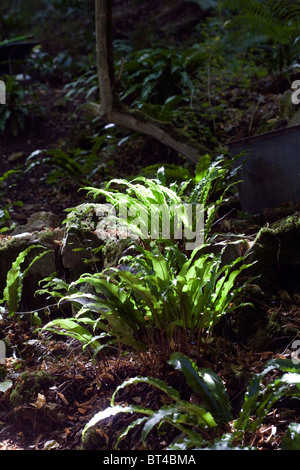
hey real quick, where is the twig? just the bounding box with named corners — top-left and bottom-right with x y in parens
top-left (116, 56), bottom-right (125, 83)
top-left (13, 300), bottom-right (69, 315)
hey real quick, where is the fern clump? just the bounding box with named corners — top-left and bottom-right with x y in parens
top-left (222, 0), bottom-right (300, 69)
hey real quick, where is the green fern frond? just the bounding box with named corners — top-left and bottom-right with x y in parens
top-left (224, 0), bottom-right (300, 46)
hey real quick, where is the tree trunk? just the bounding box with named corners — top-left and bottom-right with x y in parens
top-left (95, 0), bottom-right (204, 164)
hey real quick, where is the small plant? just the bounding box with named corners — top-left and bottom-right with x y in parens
top-left (83, 154), bottom-right (240, 246)
top-left (82, 353), bottom-right (300, 450)
top-left (39, 159), bottom-right (248, 365)
top-left (222, 0), bottom-right (300, 70)
top-left (84, 175), bottom-right (191, 247)
top-left (118, 47), bottom-right (195, 109)
top-left (187, 153), bottom-right (243, 238)
top-left (25, 137), bottom-right (106, 186)
top-left (0, 170), bottom-right (22, 233)
top-left (64, 68), bottom-right (98, 102)
top-left (0, 75), bottom-right (30, 136)
top-left (1, 245), bottom-right (50, 316)
top-left (27, 46), bottom-right (79, 83)
top-left (41, 241), bottom-right (252, 364)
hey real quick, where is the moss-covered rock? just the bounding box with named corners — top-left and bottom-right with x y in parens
top-left (0, 205), bottom-right (133, 311)
top-left (9, 370), bottom-right (54, 408)
top-left (102, 238), bottom-right (131, 268)
top-left (63, 203), bottom-right (104, 233)
top-left (62, 203), bottom-right (132, 275)
top-left (9, 370), bottom-right (63, 432)
top-left (11, 211), bottom-right (61, 235)
top-left (247, 212), bottom-right (300, 292)
top-left (82, 426), bottom-right (108, 450)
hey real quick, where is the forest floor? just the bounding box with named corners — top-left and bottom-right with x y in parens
top-left (1, 0), bottom-right (300, 452)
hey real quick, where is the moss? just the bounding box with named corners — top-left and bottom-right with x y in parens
top-left (268, 310), bottom-right (282, 337)
top-left (64, 203), bottom-right (103, 233)
top-left (248, 212), bottom-right (300, 292)
top-left (82, 427), bottom-right (107, 450)
top-left (9, 370), bottom-right (54, 409)
top-left (102, 238), bottom-right (130, 268)
top-left (247, 307), bottom-right (293, 351)
top-left (280, 90), bottom-right (296, 120)
top-left (37, 228), bottom-right (62, 244)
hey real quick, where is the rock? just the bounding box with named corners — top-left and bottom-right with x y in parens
top-left (61, 203), bottom-right (106, 281)
top-left (199, 235), bottom-right (251, 269)
top-left (288, 108), bottom-right (300, 127)
top-left (11, 211), bottom-right (61, 235)
top-left (9, 371), bottom-right (63, 432)
top-left (246, 212), bottom-right (300, 292)
top-left (0, 228), bottom-right (64, 311)
top-left (9, 370), bottom-right (54, 408)
top-left (0, 212), bottom-right (64, 311)
top-left (0, 205), bottom-right (133, 311)
top-left (61, 203), bottom-right (131, 279)
top-left (102, 238), bottom-right (133, 269)
top-left (61, 230), bottom-right (102, 281)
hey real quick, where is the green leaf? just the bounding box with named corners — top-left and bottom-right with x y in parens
top-left (111, 375), bottom-right (181, 406)
top-left (2, 245), bottom-right (49, 316)
top-left (195, 154), bottom-right (211, 181)
top-left (236, 358), bottom-right (300, 432)
top-left (169, 352), bottom-right (232, 424)
top-left (146, 252), bottom-right (169, 283)
top-left (282, 423), bottom-right (300, 450)
top-left (141, 404), bottom-right (180, 444)
top-left (43, 318), bottom-right (101, 350)
top-left (0, 35), bottom-right (33, 46)
top-left (82, 404), bottom-right (153, 440)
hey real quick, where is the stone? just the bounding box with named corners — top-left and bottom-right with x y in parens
top-left (288, 108), bottom-right (300, 127)
top-left (246, 212), bottom-right (300, 292)
top-left (61, 203), bottom-right (107, 281)
top-left (61, 203), bottom-right (131, 278)
top-left (0, 204), bottom-right (132, 311)
top-left (0, 228), bottom-right (64, 310)
top-left (0, 212), bottom-right (64, 310)
top-left (11, 211), bottom-right (61, 235)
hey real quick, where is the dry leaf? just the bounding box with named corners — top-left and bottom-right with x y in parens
top-left (78, 407), bottom-right (88, 414)
top-left (132, 397), bottom-right (141, 403)
top-left (31, 393), bottom-right (46, 409)
top-left (99, 372), bottom-right (114, 382)
top-left (95, 428), bottom-right (109, 445)
top-left (57, 391), bottom-right (69, 405)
